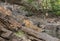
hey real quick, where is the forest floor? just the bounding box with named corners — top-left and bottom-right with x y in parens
top-left (0, 2), bottom-right (60, 41)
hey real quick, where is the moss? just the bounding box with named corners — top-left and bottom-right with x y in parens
top-left (15, 30), bottom-right (25, 37)
top-left (55, 11), bottom-right (60, 16)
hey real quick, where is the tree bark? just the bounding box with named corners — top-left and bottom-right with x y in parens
top-left (21, 27), bottom-right (60, 41)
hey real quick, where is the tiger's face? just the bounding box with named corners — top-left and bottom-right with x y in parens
top-left (23, 18), bottom-right (45, 32)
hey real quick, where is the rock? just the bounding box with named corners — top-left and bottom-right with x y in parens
top-left (1, 27), bottom-right (13, 39)
top-left (0, 37), bottom-right (7, 41)
top-left (9, 34), bottom-right (22, 41)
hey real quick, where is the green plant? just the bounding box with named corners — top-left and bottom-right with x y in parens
top-left (15, 30), bottom-right (25, 37)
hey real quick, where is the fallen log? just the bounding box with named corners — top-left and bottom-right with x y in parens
top-left (21, 26), bottom-right (60, 41)
top-left (27, 35), bottom-right (43, 41)
top-left (0, 16), bottom-right (21, 31)
top-left (0, 6), bottom-right (23, 41)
